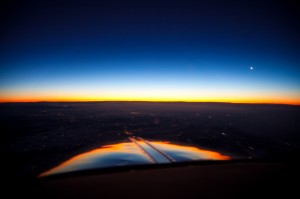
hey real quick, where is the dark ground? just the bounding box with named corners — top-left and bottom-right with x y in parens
top-left (0, 102), bottom-right (300, 180)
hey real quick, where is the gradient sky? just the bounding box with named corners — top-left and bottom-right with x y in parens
top-left (1, 0), bottom-right (300, 104)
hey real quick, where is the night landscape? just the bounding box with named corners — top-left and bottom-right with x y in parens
top-left (1, 102), bottom-right (299, 178)
top-left (1, 0), bottom-right (299, 198)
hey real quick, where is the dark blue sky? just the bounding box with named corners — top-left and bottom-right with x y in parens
top-left (1, 0), bottom-right (299, 103)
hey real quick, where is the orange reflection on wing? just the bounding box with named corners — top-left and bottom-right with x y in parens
top-left (39, 140), bottom-right (231, 177)
top-left (150, 141), bottom-right (231, 160)
top-left (39, 142), bottom-right (153, 177)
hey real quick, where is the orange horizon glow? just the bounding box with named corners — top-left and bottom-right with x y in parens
top-left (1, 96), bottom-right (299, 105)
top-left (2, 84), bottom-right (300, 105)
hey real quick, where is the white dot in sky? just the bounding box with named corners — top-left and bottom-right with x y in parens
top-left (250, 66), bottom-right (254, 70)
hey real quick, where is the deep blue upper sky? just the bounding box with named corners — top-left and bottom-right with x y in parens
top-left (1, 0), bottom-right (299, 103)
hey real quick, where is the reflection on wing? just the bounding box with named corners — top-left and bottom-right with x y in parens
top-left (39, 137), bottom-right (231, 177)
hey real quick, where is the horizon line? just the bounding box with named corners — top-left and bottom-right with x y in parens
top-left (0, 100), bottom-right (299, 106)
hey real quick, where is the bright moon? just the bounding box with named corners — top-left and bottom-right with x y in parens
top-left (250, 66), bottom-right (254, 70)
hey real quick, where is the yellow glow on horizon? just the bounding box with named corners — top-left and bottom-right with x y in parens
top-left (1, 88), bottom-right (300, 105)
top-left (0, 96), bottom-right (299, 105)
